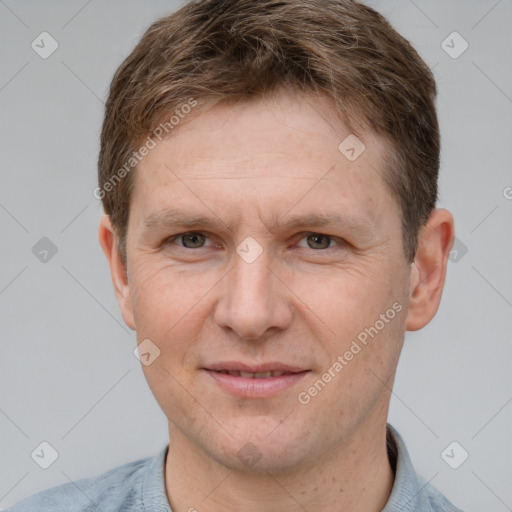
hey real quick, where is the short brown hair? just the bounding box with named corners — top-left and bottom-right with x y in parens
top-left (98, 0), bottom-right (439, 264)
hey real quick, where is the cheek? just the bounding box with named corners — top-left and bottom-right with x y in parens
top-left (129, 263), bottom-right (208, 334)
top-left (291, 263), bottom-right (393, 337)
top-left (129, 262), bottom-right (220, 386)
top-left (129, 266), bottom-right (206, 414)
top-left (300, 262), bottom-right (407, 383)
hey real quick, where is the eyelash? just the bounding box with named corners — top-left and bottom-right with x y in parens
top-left (164, 231), bottom-right (345, 251)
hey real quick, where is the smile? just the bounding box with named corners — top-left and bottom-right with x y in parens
top-left (203, 363), bottom-right (310, 398)
top-left (215, 370), bottom-right (295, 378)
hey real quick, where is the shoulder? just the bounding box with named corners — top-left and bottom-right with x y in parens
top-left (385, 424), bottom-right (466, 512)
top-left (5, 453), bottom-right (154, 512)
top-left (422, 479), bottom-right (466, 512)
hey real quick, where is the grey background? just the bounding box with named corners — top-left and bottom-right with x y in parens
top-left (0, 1), bottom-right (511, 510)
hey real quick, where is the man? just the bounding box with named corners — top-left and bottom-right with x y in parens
top-left (7, 0), bottom-right (464, 510)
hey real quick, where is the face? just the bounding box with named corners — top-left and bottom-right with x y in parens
top-left (106, 89), bottom-right (417, 473)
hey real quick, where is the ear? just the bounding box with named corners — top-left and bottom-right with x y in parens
top-left (98, 214), bottom-right (136, 330)
top-left (405, 208), bottom-right (455, 331)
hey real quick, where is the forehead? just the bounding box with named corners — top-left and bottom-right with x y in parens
top-left (130, 90), bottom-right (399, 231)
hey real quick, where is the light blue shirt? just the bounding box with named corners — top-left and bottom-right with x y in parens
top-left (6, 423), bottom-right (464, 511)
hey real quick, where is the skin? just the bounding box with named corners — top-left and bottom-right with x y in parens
top-left (99, 88), bottom-right (455, 512)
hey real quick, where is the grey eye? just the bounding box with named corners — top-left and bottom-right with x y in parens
top-left (305, 234), bottom-right (333, 250)
top-left (179, 232), bottom-right (207, 248)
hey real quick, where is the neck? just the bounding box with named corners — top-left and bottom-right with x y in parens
top-left (164, 414), bottom-right (394, 512)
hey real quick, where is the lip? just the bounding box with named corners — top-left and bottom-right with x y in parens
top-left (205, 361), bottom-right (307, 373)
top-left (203, 361), bottom-right (310, 398)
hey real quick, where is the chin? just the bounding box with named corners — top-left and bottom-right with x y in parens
top-left (220, 443), bottom-right (307, 475)
top-left (209, 417), bottom-right (313, 474)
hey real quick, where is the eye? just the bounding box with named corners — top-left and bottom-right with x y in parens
top-left (164, 231), bottom-right (345, 252)
top-left (166, 231), bottom-right (214, 249)
top-left (296, 233), bottom-right (343, 250)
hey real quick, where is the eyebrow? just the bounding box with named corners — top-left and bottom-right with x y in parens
top-left (142, 208), bottom-right (375, 238)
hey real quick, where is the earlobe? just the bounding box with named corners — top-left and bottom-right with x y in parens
top-left (405, 208), bottom-right (455, 332)
top-left (98, 214), bottom-right (136, 330)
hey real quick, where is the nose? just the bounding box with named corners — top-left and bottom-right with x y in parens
top-left (214, 245), bottom-right (293, 341)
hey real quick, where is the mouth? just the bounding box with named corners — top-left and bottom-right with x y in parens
top-left (214, 369), bottom-right (298, 378)
top-left (203, 362), bottom-right (310, 398)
